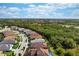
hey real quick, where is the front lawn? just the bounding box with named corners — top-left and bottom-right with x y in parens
top-left (12, 43), bottom-right (21, 49)
top-left (16, 36), bottom-right (21, 43)
top-left (3, 51), bottom-right (15, 56)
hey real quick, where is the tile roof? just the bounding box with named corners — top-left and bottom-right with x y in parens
top-left (3, 31), bottom-right (16, 42)
top-left (4, 36), bottom-right (16, 40)
top-left (0, 40), bottom-right (15, 44)
top-left (30, 48), bottom-right (49, 56)
top-left (37, 48), bottom-right (49, 56)
top-left (2, 31), bottom-right (16, 44)
top-left (31, 42), bottom-right (48, 48)
top-left (29, 32), bottom-right (42, 39)
top-left (3, 31), bottom-right (15, 37)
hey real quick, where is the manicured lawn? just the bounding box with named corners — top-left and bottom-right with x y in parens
top-left (16, 36), bottom-right (21, 43)
top-left (12, 43), bottom-right (20, 49)
top-left (3, 51), bottom-right (15, 56)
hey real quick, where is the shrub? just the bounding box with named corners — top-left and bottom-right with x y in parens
top-left (64, 38), bottom-right (76, 49)
top-left (56, 48), bottom-right (65, 56)
top-left (65, 50), bottom-right (75, 56)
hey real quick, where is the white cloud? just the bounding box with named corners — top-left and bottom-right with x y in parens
top-left (71, 9), bottom-right (79, 17)
top-left (25, 4), bottom-right (57, 18)
top-left (47, 3), bottom-right (78, 9)
top-left (0, 6), bottom-right (22, 18)
top-left (8, 7), bottom-right (21, 11)
top-left (29, 4), bottom-right (36, 7)
top-left (0, 3), bottom-right (79, 18)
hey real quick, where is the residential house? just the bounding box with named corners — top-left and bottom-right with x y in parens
top-left (29, 42), bottom-right (49, 56)
top-left (18, 27), bottom-right (24, 32)
top-left (3, 31), bottom-right (16, 44)
top-left (11, 26), bottom-right (18, 30)
top-left (4, 26), bottom-right (11, 31)
top-left (3, 31), bottom-right (15, 37)
top-left (31, 39), bottom-right (45, 43)
top-left (29, 32), bottom-right (42, 39)
top-left (0, 44), bottom-right (10, 51)
top-left (23, 29), bottom-right (33, 35)
top-left (31, 42), bottom-right (48, 48)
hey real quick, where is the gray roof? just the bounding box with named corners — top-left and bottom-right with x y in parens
top-left (0, 40), bottom-right (15, 44)
top-left (31, 39), bottom-right (45, 43)
top-left (0, 44), bottom-right (10, 51)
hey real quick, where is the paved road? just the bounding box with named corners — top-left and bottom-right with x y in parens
top-left (11, 33), bottom-right (29, 56)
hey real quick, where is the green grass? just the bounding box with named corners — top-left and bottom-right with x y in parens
top-left (12, 43), bottom-right (20, 49)
top-left (16, 36), bottom-right (21, 42)
top-left (50, 47), bottom-right (57, 56)
top-left (3, 51), bottom-right (15, 56)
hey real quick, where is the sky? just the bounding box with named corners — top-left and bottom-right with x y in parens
top-left (0, 3), bottom-right (79, 19)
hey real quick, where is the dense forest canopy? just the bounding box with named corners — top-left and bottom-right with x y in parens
top-left (0, 19), bottom-right (79, 56)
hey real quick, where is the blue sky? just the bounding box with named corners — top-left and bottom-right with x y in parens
top-left (0, 3), bottom-right (79, 19)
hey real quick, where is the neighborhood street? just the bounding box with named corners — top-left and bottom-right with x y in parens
top-left (11, 33), bottom-right (29, 56)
